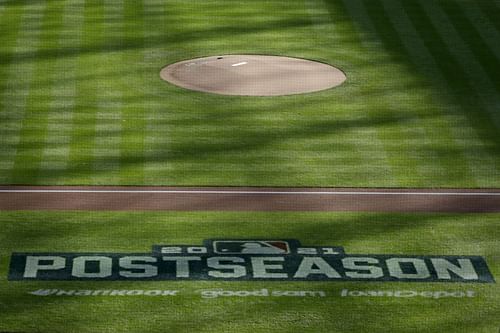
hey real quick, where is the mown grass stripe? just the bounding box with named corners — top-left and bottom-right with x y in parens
top-left (339, 0), bottom-right (439, 186)
top-left (118, 0), bottom-right (147, 184)
top-left (418, 0), bottom-right (500, 129)
top-left (67, 1), bottom-right (105, 183)
top-left (379, 0), bottom-right (498, 187)
top-left (475, 0), bottom-right (500, 35)
top-left (91, 0), bottom-right (124, 184)
top-left (142, 0), bottom-right (172, 184)
top-left (0, 1), bottom-right (24, 129)
top-left (306, 0), bottom-right (396, 186)
top-left (399, 1), bottom-right (500, 157)
top-left (10, 0), bottom-right (66, 184)
top-left (40, 0), bottom-right (85, 182)
top-left (437, 0), bottom-right (500, 95)
top-left (361, 0), bottom-right (462, 185)
top-left (454, 1), bottom-right (500, 68)
top-left (0, 1), bottom-right (47, 182)
top-left (334, 0), bottom-right (414, 186)
top-left (360, 0), bottom-right (477, 186)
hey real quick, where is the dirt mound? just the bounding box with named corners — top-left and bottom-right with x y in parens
top-left (160, 55), bottom-right (346, 96)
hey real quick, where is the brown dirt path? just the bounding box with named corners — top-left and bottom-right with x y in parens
top-left (0, 186), bottom-right (499, 212)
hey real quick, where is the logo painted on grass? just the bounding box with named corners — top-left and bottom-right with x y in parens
top-left (8, 239), bottom-right (495, 282)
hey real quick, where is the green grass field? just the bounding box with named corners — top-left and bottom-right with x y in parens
top-left (0, 211), bottom-right (499, 333)
top-left (1, 1), bottom-right (500, 332)
top-left (1, 0), bottom-right (499, 187)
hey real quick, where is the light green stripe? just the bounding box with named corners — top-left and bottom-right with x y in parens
top-left (340, 0), bottom-right (445, 186)
top-left (143, 0), bottom-right (172, 184)
top-left (66, 1), bottom-right (105, 183)
top-left (0, 1), bottom-right (46, 182)
top-left (10, 0), bottom-right (66, 184)
top-left (117, 0), bottom-right (147, 184)
top-left (91, 0), bottom-right (124, 183)
top-left (93, 108), bottom-right (122, 182)
top-left (0, 3), bottom-right (24, 124)
top-left (306, 0), bottom-right (396, 186)
top-left (40, 0), bottom-right (85, 181)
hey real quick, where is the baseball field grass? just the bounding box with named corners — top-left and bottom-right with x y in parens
top-left (0, 211), bottom-right (499, 333)
top-left (1, 0), bottom-right (499, 187)
top-left (1, 1), bottom-right (500, 332)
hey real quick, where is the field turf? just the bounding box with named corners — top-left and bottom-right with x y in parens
top-left (1, 1), bottom-right (500, 332)
top-left (0, 0), bottom-right (499, 187)
top-left (0, 211), bottom-right (499, 333)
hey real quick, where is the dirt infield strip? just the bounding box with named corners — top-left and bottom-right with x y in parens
top-left (0, 186), bottom-right (499, 212)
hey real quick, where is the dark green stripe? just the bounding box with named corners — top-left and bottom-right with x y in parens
top-left (361, 0), bottom-right (475, 184)
top-left (401, 0), bottom-right (500, 154)
top-left (67, 1), bottom-right (105, 182)
top-left (475, 0), bottom-right (500, 34)
top-left (11, 0), bottom-right (66, 184)
top-left (437, 0), bottom-right (500, 95)
top-left (326, 0), bottom-right (429, 186)
top-left (118, 0), bottom-right (147, 184)
top-left (0, 1), bottom-right (25, 114)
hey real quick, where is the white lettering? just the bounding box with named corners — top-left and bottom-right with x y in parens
top-left (72, 256), bottom-right (112, 278)
top-left (207, 257), bottom-right (247, 278)
top-left (162, 256), bottom-right (201, 278)
top-left (119, 256), bottom-right (158, 278)
top-left (24, 256), bottom-right (66, 278)
top-left (343, 257), bottom-right (383, 279)
top-left (294, 257), bottom-right (341, 278)
top-left (251, 257), bottom-right (287, 278)
top-left (386, 258), bottom-right (430, 279)
top-left (431, 258), bottom-right (479, 280)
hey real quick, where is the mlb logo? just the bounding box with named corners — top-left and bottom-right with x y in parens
top-left (213, 240), bottom-right (290, 255)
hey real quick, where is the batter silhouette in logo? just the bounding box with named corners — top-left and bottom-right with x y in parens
top-left (213, 240), bottom-right (290, 254)
top-left (240, 242), bottom-right (287, 254)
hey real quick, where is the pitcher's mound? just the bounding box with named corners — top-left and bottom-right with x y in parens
top-left (160, 55), bottom-right (346, 96)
